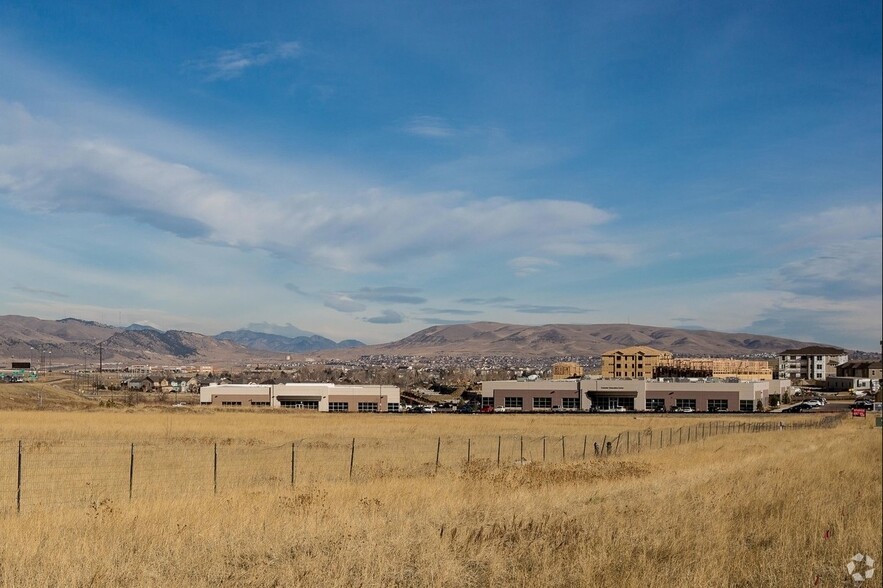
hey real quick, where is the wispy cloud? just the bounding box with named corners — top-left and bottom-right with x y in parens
top-left (507, 304), bottom-right (593, 314)
top-left (401, 115), bottom-right (456, 138)
top-left (323, 294), bottom-right (367, 313)
top-left (351, 287), bottom-right (426, 304)
top-left (420, 308), bottom-right (482, 316)
top-left (457, 297), bottom-right (514, 305)
top-left (12, 285), bottom-right (68, 299)
top-left (507, 256), bottom-right (559, 277)
top-left (186, 41), bottom-right (301, 81)
top-left (365, 309), bottom-right (404, 324)
top-left (0, 100), bottom-right (618, 274)
top-left (419, 317), bottom-right (471, 325)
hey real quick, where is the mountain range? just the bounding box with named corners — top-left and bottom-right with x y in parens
top-left (0, 314), bottom-right (862, 368)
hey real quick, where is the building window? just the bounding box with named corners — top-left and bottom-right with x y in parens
top-left (357, 402), bottom-right (379, 413)
top-left (707, 399), bottom-right (728, 412)
top-left (675, 399), bottom-right (696, 410)
top-left (481, 397), bottom-right (494, 407)
top-left (739, 400), bottom-right (754, 412)
top-left (387, 403), bottom-right (400, 413)
top-left (533, 397), bottom-right (552, 409)
top-left (251, 401), bottom-right (270, 407)
top-left (561, 398), bottom-right (580, 410)
top-left (328, 402), bottom-right (349, 412)
top-left (646, 398), bottom-right (665, 411)
top-left (220, 401), bottom-right (242, 407)
top-left (280, 400), bottom-right (319, 410)
top-left (504, 397), bottom-right (523, 409)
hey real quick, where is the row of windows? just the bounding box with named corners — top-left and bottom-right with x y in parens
top-left (503, 397), bottom-right (582, 409)
top-left (220, 401), bottom-right (241, 406)
top-left (357, 402), bottom-right (378, 413)
top-left (328, 402), bottom-right (349, 412)
top-left (280, 400), bottom-right (319, 410)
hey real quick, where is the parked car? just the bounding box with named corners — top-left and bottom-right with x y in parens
top-left (456, 405), bottom-right (476, 414)
top-left (681, 407), bottom-right (695, 413)
top-left (852, 399), bottom-right (874, 410)
top-left (782, 404), bottom-right (806, 413)
top-left (480, 405), bottom-right (495, 413)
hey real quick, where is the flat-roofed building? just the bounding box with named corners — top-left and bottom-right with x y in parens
top-left (480, 378), bottom-right (791, 413)
top-left (200, 383), bottom-right (401, 412)
top-left (601, 346), bottom-right (672, 379)
top-left (480, 380), bottom-right (582, 412)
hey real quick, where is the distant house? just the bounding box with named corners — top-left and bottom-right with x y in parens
top-left (127, 376), bottom-right (154, 392)
top-left (778, 346), bottom-right (848, 382)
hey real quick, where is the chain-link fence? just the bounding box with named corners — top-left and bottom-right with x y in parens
top-left (0, 415), bottom-right (844, 513)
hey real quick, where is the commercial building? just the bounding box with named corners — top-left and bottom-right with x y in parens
top-left (778, 346), bottom-right (848, 382)
top-left (199, 383), bottom-right (401, 412)
top-left (601, 346), bottom-right (672, 379)
top-left (481, 378), bottom-right (790, 413)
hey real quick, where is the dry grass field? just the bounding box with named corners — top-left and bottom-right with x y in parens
top-left (0, 409), bottom-right (880, 587)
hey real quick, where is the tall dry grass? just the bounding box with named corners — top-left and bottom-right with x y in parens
top-left (0, 411), bottom-right (879, 587)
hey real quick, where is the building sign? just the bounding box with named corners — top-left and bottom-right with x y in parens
top-left (852, 408), bottom-right (866, 418)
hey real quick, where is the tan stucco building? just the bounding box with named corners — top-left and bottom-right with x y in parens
top-left (601, 346), bottom-right (673, 379)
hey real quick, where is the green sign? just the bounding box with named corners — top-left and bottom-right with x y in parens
top-left (876, 417), bottom-right (882, 428)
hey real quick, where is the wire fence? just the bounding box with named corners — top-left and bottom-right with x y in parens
top-left (0, 415), bottom-right (844, 514)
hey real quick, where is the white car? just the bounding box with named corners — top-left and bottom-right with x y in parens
top-left (803, 398), bottom-right (823, 407)
top-left (681, 407), bottom-right (695, 413)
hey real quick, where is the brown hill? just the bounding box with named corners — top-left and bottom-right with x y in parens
top-left (0, 315), bottom-right (275, 367)
top-left (313, 322), bottom-right (826, 359)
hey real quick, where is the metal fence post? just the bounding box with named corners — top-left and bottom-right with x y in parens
top-left (435, 437), bottom-right (441, 475)
top-left (129, 443), bottom-right (135, 500)
top-left (467, 438), bottom-right (471, 464)
top-left (16, 440), bottom-right (22, 514)
top-left (497, 436), bottom-right (501, 467)
top-left (561, 436), bottom-right (566, 462)
top-left (520, 436), bottom-right (524, 464)
top-left (582, 435), bottom-right (587, 460)
top-left (213, 443), bottom-right (218, 494)
top-left (291, 443), bottom-right (297, 486)
top-left (349, 438), bottom-right (356, 480)
top-left (542, 436), bottom-right (546, 462)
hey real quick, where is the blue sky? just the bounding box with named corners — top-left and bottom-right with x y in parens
top-left (0, 1), bottom-right (880, 350)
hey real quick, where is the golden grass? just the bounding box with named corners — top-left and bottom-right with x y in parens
top-left (0, 411), bottom-right (879, 587)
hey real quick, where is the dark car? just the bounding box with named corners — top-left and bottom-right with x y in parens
top-left (782, 404), bottom-right (805, 413)
top-left (852, 400), bottom-right (874, 409)
top-left (456, 405), bottom-right (476, 414)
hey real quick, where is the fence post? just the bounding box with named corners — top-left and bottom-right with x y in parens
top-left (213, 443), bottom-right (218, 494)
top-left (291, 443), bottom-right (297, 487)
top-left (669, 427), bottom-right (672, 446)
top-left (614, 433), bottom-right (622, 454)
top-left (497, 436), bottom-right (501, 467)
top-left (649, 429), bottom-right (653, 449)
top-left (679, 427), bottom-right (683, 444)
top-left (520, 436), bottom-right (524, 464)
top-left (349, 438), bottom-right (356, 480)
top-left (542, 436), bottom-right (546, 462)
top-left (626, 431), bottom-right (630, 453)
top-left (561, 436), bottom-right (566, 462)
top-left (582, 435), bottom-right (587, 460)
top-left (601, 435), bottom-right (607, 457)
top-left (16, 440), bottom-right (22, 514)
top-left (467, 438), bottom-right (471, 464)
top-left (129, 443), bottom-right (135, 500)
top-left (435, 437), bottom-right (441, 475)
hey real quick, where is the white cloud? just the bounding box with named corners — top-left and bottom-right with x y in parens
top-left (507, 256), bottom-right (558, 277)
top-left (185, 41), bottom-right (302, 81)
top-left (0, 101), bottom-right (618, 273)
top-left (323, 294), bottom-right (367, 313)
top-left (402, 115), bottom-right (455, 138)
